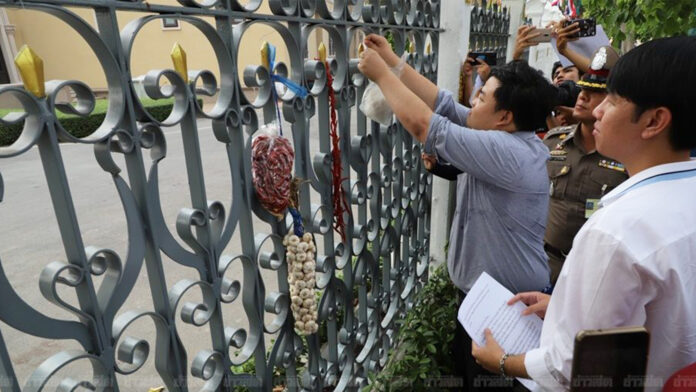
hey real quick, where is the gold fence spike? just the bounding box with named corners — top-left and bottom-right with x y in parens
top-left (358, 43), bottom-right (365, 56)
top-left (14, 45), bottom-right (45, 98)
top-left (408, 40), bottom-right (415, 54)
top-left (170, 42), bottom-right (188, 84)
top-left (318, 42), bottom-right (327, 63)
top-left (147, 387), bottom-right (165, 392)
top-left (261, 41), bottom-right (270, 70)
top-left (426, 42), bottom-right (431, 55)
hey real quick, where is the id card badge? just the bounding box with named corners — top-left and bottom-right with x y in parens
top-left (585, 198), bottom-right (600, 218)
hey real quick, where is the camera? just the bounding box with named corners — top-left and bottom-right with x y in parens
top-left (555, 80), bottom-right (581, 108)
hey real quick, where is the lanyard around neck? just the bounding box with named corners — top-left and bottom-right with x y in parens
top-left (603, 167), bottom-right (696, 207)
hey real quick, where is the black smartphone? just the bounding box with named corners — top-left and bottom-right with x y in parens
top-left (570, 326), bottom-right (650, 391)
top-left (565, 18), bottom-right (597, 38)
top-left (467, 51), bottom-right (497, 66)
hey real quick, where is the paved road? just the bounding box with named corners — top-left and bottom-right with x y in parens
top-left (0, 112), bottom-right (355, 388)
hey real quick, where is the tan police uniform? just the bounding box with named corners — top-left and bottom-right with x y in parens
top-left (542, 45), bottom-right (628, 283)
top-left (543, 124), bottom-right (628, 283)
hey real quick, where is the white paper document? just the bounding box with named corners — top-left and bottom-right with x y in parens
top-left (458, 272), bottom-right (543, 390)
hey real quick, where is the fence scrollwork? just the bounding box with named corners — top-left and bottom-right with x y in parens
top-left (0, 0), bottom-right (440, 390)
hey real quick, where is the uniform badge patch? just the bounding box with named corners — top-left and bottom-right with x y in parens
top-left (550, 149), bottom-right (567, 161)
top-left (598, 159), bottom-right (626, 172)
top-left (585, 198), bottom-right (600, 218)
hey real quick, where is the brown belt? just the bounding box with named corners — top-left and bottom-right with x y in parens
top-left (544, 243), bottom-right (568, 261)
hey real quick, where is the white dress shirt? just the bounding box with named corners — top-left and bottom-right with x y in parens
top-left (525, 159), bottom-right (696, 391)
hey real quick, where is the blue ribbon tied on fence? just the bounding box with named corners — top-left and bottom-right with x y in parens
top-left (288, 207), bottom-right (305, 237)
top-left (263, 42), bottom-right (308, 99)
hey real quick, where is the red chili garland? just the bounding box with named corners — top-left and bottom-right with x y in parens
top-left (325, 63), bottom-right (351, 243)
top-left (251, 132), bottom-right (295, 217)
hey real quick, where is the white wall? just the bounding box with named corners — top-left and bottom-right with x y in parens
top-left (503, 0), bottom-right (525, 63)
top-left (525, 0), bottom-right (563, 80)
top-left (429, 1), bottom-right (473, 267)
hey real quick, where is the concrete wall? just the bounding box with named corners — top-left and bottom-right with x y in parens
top-left (503, 0), bottom-right (525, 62)
top-left (429, 1), bottom-right (474, 267)
top-left (524, 0), bottom-right (563, 80)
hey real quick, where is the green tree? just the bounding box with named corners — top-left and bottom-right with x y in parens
top-left (584, 0), bottom-right (696, 43)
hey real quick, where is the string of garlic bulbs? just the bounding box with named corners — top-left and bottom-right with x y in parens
top-left (284, 232), bottom-right (319, 335)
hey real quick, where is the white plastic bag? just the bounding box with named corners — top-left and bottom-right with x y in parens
top-left (251, 121), bottom-right (282, 150)
top-left (360, 82), bottom-right (394, 126)
top-left (359, 53), bottom-right (407, 126)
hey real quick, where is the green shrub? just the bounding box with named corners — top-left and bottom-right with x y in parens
top-left (364, 264), bottom-right (459, 392)
top-left (230, 355), bottom-right (260, 392)
top-left (0, 98), bottom-right (198, 147)
top-left (230, 338), bottom-right (309, 392)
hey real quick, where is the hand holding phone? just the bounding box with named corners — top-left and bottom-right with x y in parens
top-left (528, 28), bottom-right (553, 43)
top-left (555, 21), bottom-right (582, 53)
top-left (512, 25), bottom-right (547, 60)
top-left (467, 51), bottom-right (497, 66)
top-left (564, 18), bottom-right (597, 38)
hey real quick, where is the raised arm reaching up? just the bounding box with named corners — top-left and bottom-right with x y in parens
top-left (364, 34), bottom-right (439, 109)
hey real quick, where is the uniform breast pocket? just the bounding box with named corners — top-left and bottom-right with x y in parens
top-left (548, 163), bottom-right (571, 198)
top-left (589, 168), bottom-right (628, 196)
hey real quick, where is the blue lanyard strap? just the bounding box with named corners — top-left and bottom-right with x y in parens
top-left (611, 167), bottom-right (696, 201)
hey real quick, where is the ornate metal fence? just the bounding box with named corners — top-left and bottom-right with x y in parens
top-left (469, 1), bottom-right (510, 64)
top-left (0, 0), bottom-right (439, 390)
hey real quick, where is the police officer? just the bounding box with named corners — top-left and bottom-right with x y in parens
top-left (544, 46), bottom-right (629, 283)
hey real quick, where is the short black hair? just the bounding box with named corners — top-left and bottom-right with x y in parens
top-left (551, 61), bottom-right (563, 78)
top-left (608, 36), bottom-right (696, 150)
top-left (551, 63), bottom-right (584, 80)
top-left (489, 60), bottom-right (558, 131)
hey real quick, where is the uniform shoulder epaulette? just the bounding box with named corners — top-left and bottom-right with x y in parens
top-left (544, 125), bottom-right (575, 141)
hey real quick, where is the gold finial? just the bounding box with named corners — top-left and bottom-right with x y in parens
top-left (318, 42), bottom-right (327, 63)
top-left (261, 41), bottom-right (270, 70)
top-left (147, 387), bottom-right (165, 392)
top-left (170, 42), bottom-right (188, 84)
top-left (408, 40), bottom-right (415, 54)
top-left (426, 42), bottom-right (432, 55)
top-left (358, 43), bottom-right (365, 56)
top-left (14, 45), bottom-right (45, 98)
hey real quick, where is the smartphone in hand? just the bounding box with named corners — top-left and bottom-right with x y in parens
top-left (570, 326), bottom-right (649, 391)
top-left (467, 52), bottom-right (497, 66)
top-left (564, 18), bottom-right (597, 38)
top-left (528, 28), bottom-right (553, 43)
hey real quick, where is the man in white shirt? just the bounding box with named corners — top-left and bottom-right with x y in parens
top-left (471, 36), bottom-right (696, 391)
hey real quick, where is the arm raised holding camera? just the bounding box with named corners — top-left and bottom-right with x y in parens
top-left (512, 25), bottom-right (543, 60)
top-left (461, 57), bottom-right (476, 107)
top-left (553, 21), bottom-right (591, 73)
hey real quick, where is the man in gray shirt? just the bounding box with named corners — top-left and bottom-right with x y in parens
top-left (428, 88), bottom-right (551, 294)
top-left (359, 34), bottom-right (557, 390)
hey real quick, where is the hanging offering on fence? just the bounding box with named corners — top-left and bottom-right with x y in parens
top-left (251, 121), bottom-right (294, 218)
top-left (284, 232), bottom-right (319, 335)
top-left (318, 43), bottom-right (351, 243)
